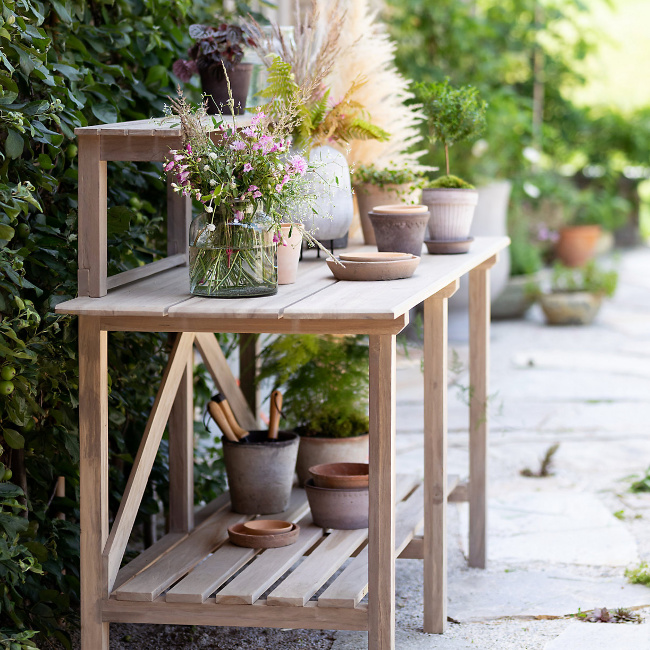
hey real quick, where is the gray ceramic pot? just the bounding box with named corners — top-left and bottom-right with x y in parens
top-left (539, 292), bottom-right (602, 326)
top-left (305, 479), bottom-right (369, 529)
top-left (222, 430), bottom-right (299, 514)
top-left (367, 210), bottom-right (430, 257)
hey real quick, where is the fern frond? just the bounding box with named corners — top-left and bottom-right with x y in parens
top-left (309, 89), bottom-right (330, 130)
top-left (258, 55), bottom-right (299, 103)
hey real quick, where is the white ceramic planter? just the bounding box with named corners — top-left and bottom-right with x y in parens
top-left (299, 145), bottom-right (354, 242)
top-left (276, 224), bottom-right (302, 285)
top-left (422, 187), bottom-right (479, 240)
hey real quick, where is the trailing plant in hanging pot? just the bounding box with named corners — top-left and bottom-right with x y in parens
top-left (173, 22), bottom-right (256, 115)
top-left (416, 78), bottom-right (487, 242)
top-left (165, 90), bottom-right (324, 298)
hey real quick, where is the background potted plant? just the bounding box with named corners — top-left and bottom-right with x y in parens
top-left (538, 260), bottom-right (618, 326)
top-left (417, 78), bottom-right (487, 241)
top-left (555, 190), bottom-right (630, 267)
top-left (352, 163), bottom-right (424, 245)
top-left (247, 5), bottom-right (389, 248)
top-left (258, 334), bottom-right (370, 487)
top-left (173, 22), bottom-right (256, 115)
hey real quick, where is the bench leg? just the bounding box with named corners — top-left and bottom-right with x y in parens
top-left (79, 316), bottom-right (109, 649)
top-left (368, 334), bottom-right (396, 650)
top-left (468, 259), bottom-right (495, 568)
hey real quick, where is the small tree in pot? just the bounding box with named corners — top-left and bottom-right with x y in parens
top-left (173, 22), bottom-right (256, 115)
top-left (258, 335), bottom-right (370, 487)
top-left (416, 78), bottom-right (487, 241)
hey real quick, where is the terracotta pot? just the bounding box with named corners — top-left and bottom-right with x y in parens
top-left (421, 188), bottom-right (479, 240)
top-left (296, 434), bottom-right (369, 488)
top-left (309, 462), bottom-right (369, 489)
top-left (222, 430), bottom-right (299, 514)
top-left (539, 291), bottom-right (602, 326)
top-left (354, 183), bottom-right (415, 245)
top-left (367, 210), bottom-right (430, 257)
top-left (305, 479), bottom-right (369, 530)
top-left (555, 225), bottom-right (602, 268)
top-left (200, 63), bottom-right (253, 116)
top-left (277, 224), bottom-right (302, 285)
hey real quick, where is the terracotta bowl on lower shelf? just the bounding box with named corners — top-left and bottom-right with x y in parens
top-left (309, 462), bottom-right (369, 489)
top-left (228, 522), bottom-right (300, 548)
top-left (242, 519), bottom-right (293, 536)
top-left (305, 479), bottom-right (368, 530)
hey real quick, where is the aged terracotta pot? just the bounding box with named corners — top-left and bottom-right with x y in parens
top-left (367, 209), bottom-right (430, 257)
top-left (305, 479), bottom-right (369, 530)
top-left (354, 183), bottom-right (416, 245)
top-left (296, 434), bottom-right (369, 488)
top-left (555, 225), bottom-right (602, 268)
top-left (223, 430), bottom-right (299, 514)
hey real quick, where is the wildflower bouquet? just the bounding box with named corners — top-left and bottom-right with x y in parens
top-left (165, 94), bottom-right (317, 298)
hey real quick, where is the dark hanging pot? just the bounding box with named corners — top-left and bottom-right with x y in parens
top-left (199, 62), bottom-right (253, 116)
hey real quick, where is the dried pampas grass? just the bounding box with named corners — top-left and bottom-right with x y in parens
top-left (324, 0), bottom-right (425, 170)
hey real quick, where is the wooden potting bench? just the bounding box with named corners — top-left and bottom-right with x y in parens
top-left (57, 117), bottom-right (509, 650)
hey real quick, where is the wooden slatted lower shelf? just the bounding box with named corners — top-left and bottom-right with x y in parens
top-left (107, 474), bottom-right (460, 630)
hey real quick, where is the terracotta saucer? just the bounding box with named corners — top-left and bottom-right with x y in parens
top-left (228, 522), bottom-right (299, 548)
top-left (424, 237), bottom-right (474, 255)
top-left (326, 255), bottom-right (420, 281)
top-left (309, 462), bottom-right (369, 489)
top-left (242, 519), bottom-right (293, 536)
top-left (339, 252), bottom-right (412, 263)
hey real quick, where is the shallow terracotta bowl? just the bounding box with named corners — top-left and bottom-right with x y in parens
top-left (242, 519), bottom-right (293, 536)
top-left (309, 462), bottom-right (369, 489)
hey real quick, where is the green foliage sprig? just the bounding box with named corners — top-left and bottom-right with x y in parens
top-left (550, 261), bottom-right (618, 298)
top-left (351, 163), bottom-right (423, 189)
top-left (258, 335), bottom-right (369, 438)
top-left (415, 78), bottom-right (486, 184)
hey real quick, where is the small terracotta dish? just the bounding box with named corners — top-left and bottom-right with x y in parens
top-left (424, 237), bottom-right (474, 255)
top-left (327, 255), bottom-right (419, 281)
top-left (339, 252), bottom-right (412, 263)
top-left (372, 204), bottom-right (429, 214)
top-left (228, 522), bottom-right (299, 548)
top-left (309, 462), bottom-right (369, 489)
top-left (242, 519), bottom-right (293, 536)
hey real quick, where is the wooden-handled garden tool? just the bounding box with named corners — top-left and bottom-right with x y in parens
top-left (213, 393), bottom-right (249, 440)
top-left (268, 390), bottom-right (283, 440)
top-left (207, 398), bottom-right (239, 443)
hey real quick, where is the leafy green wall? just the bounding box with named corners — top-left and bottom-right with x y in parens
top-left (0, 1), bottom-right (229, 646)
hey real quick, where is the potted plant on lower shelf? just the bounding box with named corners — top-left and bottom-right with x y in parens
top-left (173, 22), bottom-right (256, 115)
top-left (258, 335), bottom-right (370, 487)
top-left (352, 163), bottom-right (424, 245)
top-left (538, 261), bottom-right (618, 326)
top-left (416, 78), bottom-right (487, 242)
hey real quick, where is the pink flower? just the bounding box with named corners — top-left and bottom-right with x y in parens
top-left (186, 144), bottom-right (192, 154)
top-left (253, 190), bottom-right (262, 199)
top-left (288, 154), bottom-right (307, 176)
top-left (243, 163), bottom-right (253, 172)
top-left (174, 154), bottom-right (184, 161)
top-left (230, 140), bottom-right (246, 151)
top-left (164, 160), bottom-right (175, 172)
top-left (273, 232), bottom-right (281, 243)
top-left (242, 127), bottom-right (256, 138)
top-left (247, 185), bottom-right (258, 193)
top-left (251, 111), bottom-right (266, 126)
top-left (233, 210), bottom-right (244, 222)
top-left (275, 183), bottom-right (283, 192)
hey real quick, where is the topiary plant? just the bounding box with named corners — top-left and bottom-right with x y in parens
top-left (415, 78), bottom-right (487, 188)
top-left (257, 335), bottom-right (369, 438)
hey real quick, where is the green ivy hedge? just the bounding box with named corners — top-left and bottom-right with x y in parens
top-left (0, 1), bottom-right (234, 647)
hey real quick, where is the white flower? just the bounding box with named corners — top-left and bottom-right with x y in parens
top-left (523, 182), bottom-right (541, 199)
top-left (209, 152), bottom-right (218, 160)
top-left (209, 179), bottom-right (217, 186)
top-left (523, 147), bottom-right (541, 164)
top-left (230, 180), bottom-right (237, 189)
top-left (203, 165), bottom-right (209, 171)
top-left (205, 205), bottom-right (214, 213)
top-left (206, 223), bottom-right (216, 231)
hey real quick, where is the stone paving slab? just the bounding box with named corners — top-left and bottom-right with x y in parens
top-left (458, 492), bottom-right (638, 566)
top-left (543, 621), bottom-right (650, 650)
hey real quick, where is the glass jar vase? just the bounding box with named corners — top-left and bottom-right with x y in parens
top-left (189, 202), bottom-right (277, 298)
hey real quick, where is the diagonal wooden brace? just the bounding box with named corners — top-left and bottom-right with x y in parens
top-left (103, 332), bottom-right (196, 592)
top-left (194, 332), bottom-right (258, 430)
